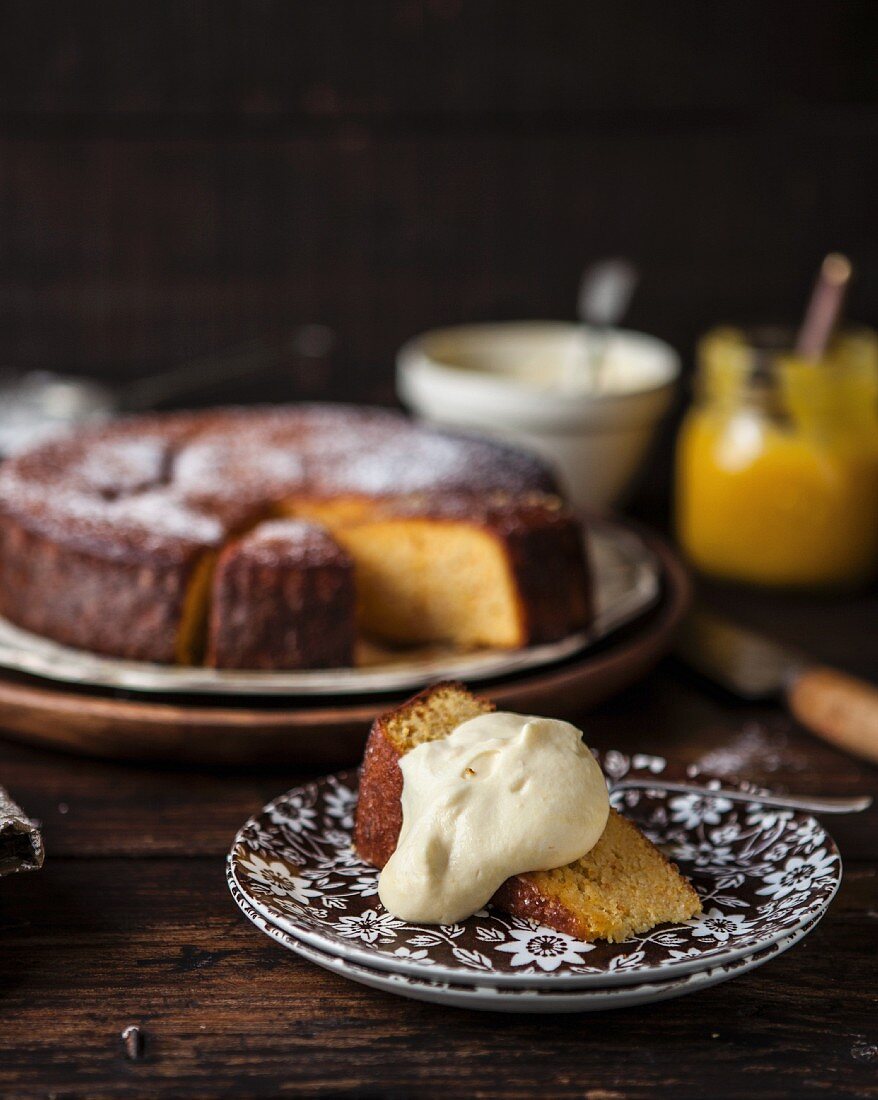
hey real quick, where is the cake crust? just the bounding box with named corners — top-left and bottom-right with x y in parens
top-left (353, 697), bottom-right (421, 866)
top-left (206, 521), bottom-right (356, 670)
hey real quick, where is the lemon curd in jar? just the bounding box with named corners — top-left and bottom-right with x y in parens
top-left (676, 327), bottom-right (878, 588)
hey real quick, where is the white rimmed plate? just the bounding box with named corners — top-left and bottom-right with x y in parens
top-left (0, 519), bottom-right (657, 697)
top-left (227, 755), bottom-right (842, 989)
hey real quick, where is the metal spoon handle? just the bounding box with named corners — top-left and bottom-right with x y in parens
top-left (120, 326), bottom-right (335, 411)
top-left (610, 779), bottom-right (871, 815)
top-left (575, 258), bottom-right (639, 390)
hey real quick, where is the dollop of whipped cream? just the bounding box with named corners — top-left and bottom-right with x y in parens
top-left (378, 711), bottom-right (609, 925)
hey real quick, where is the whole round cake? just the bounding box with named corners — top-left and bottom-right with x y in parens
top-left (0, 405), bottom-right (591, 669)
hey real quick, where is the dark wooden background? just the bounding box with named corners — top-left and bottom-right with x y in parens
top-left (0, 0), bottom-right (876, 406)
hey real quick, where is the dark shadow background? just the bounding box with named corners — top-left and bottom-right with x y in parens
top-left (0, 1), bottom-right (875, 419)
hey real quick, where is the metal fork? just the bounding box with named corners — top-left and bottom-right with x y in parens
top-left (609, 779), bottom-right (871, 815)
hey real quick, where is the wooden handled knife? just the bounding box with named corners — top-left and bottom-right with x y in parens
top-left (675, 609), bottom-right (878, 764)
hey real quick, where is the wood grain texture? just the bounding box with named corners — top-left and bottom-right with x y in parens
top-left (0, 858), bottom-right (875, 1098)
top-left (0, 648), bottom-right (876, 1095)
top-left (0, 1), bottom-right (869, 119)
top-left (1, 120), bottom-right (875, 396)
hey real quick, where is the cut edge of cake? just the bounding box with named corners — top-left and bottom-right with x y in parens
top-left (179, 489), bottom-right (591, 669)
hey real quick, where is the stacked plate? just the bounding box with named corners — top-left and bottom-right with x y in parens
top-left (227, 754), bottom-right (841, 1013)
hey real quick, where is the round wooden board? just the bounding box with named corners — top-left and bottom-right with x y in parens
top-left (0, 527), bottom-right (690, 767)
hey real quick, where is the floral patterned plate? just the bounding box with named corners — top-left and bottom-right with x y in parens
top-left (227, 754), bottom-right (841, 990)
top-left (229, 878), bottom-right (821, 1013)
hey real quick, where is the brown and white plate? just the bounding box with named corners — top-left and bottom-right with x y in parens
top-left (229, 877), bottom-right (823, 1012)
top-left (227, 754), bottom-right (842, 990)
top-left (0, 519), bottom-right (657, 697)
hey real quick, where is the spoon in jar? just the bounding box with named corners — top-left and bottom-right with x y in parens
top-left (795, 252), bottom-right (852, 360)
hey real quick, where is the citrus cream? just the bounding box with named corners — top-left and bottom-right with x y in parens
top-left (377, 711), bottom-right (609, 925)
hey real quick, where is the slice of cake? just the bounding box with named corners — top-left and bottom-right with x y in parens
top-left (205, 520), bottom-right (355, 670)
top-left (354, 682), bottom-right (702, 942)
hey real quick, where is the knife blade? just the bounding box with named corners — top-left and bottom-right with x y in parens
top-left (675, 609), bottom-right (878, 764)
top-left (675, 609), bottom-right (806, 700)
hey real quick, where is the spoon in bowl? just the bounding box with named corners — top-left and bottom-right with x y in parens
top-left (573, 258), bottom-right (639, 391)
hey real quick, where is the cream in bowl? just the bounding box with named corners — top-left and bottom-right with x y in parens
top-left (397, 322), bottom-right (680, 511)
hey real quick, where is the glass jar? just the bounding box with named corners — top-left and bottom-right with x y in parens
top-left (675, 326), bottom-right (878, 588)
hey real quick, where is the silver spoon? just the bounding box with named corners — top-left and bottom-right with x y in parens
top-left (575, 258), bottom-right (639, 391)
top-left (0, 325), bottom-right (336, 457)
top-left (609, 779), bottom-right (871, 815)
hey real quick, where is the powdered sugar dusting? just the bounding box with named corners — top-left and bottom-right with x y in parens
top-left (690, 721), bottom-right (811, 780)
top-left (174, 437), bottom-right (306, 497)
top-left (71, 437), bottom-right (173, 497)
top-left (244, 519), bottom-right (328, 545)
top-left (113, 491), bottom-right (225, 545)
top-left (0, 404), bottom-right (560, 561)
top-left (306, 421), bottom-right (553, 497)
top-left (232, 518), bottom-right (348, 568)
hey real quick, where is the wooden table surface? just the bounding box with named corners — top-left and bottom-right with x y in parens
top-left (0, 581), bottom-right (876, 1099)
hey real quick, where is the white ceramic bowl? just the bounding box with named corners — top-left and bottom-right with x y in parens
top-left (397, 321), bottom-right (680, 511)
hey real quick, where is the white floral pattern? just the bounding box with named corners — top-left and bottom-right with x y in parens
top-left (756, 848), bottom-right (838, 900)
top-left (746, 808), bottom-right (795, 829)
top-left (269, 792), bottom-right (318, 832)
top-left (230, 878), bottom-right (819, 1010)
top-left (688, 908), bottom-right (754, 944)
top-left (228, 756), bottom-right (841, 986)
top-left (237, 852), bottom-right (322, 905)
top-left (495, 927), bottom-right (595, 971)
top-left (670, 793), bottom-right (734, 830)
top-left (336, 909), bottom-right (406, 944)
top-left (668, 839), bottom-right (737, 869)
